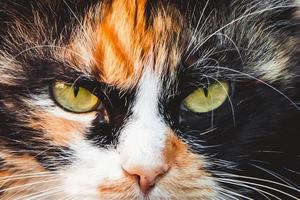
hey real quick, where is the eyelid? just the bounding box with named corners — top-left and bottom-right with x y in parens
top-left (185, 79), bottom-right (233, 96)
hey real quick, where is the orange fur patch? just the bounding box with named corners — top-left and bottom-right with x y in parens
top-left (0, 154), bottom-right (44, 198)
top-left (59, 0), bottom-right (186, 89)
top-left (0, 153), bottom-right (60, 199)
top-left (30, 113), bottom-right (86, 146)
top-left (96, 132), bottom-right (216, 199)
top-left (93, 0), bottom-right (150, 88)
top-left (58, 0), bottom-right (186, 89)
top-left (158, 133), bottom-right (216, 199)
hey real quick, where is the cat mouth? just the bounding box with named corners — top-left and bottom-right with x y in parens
top-left (97, 167), bottom-right (217, 200)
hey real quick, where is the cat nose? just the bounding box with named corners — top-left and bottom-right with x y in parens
top-left (122, 163), bottom-right (169, 194)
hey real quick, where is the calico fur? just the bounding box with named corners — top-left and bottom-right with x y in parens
top-left (0, 0), bottom-right (299, 199)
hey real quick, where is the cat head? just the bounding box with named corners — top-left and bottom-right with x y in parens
top-left (0, 0), bottom-right (299, 199)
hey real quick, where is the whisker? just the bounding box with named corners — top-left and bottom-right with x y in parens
top-left (285, 168), bottom-right (300, 175)
top-left (250, 163), bottom-right (299, 188)
top-left (202, 74), bottom-right (236, 126)
top-left (215, 33), bottom-right (244, 66)
top-left (0, 178), bottom-right (59, 193)
top-left (0, 173), bottom-right (58, 183)
top-left (218, 178), bottom-right (299, 199)
top-left (187, 0), bottom-right (211, 51)
top-left (14, 186), bottom-right (64, 200)
top-left (217, 187), bottom-right (254, 200)
top-left (217, 189), bottom-right (239, 200)
top-left (215, 172), bottom-right (300, 192)
top-left (203, 66), bottom-right (300, 111)
top-left (3, 44), bottom-right (91, 69)
top-left (0, 172), bottom-right (54, 181)
top-left (189, 4), bottom-right (296, 57)
top-left (217, 178), bottom-right (279, 200)
top-left (61, 0), bottom-right (93, 45)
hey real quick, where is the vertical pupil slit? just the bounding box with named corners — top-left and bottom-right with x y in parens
top-left (73, 85), bottom-right (79, 97)
top-left (203, 87), bottom-right (209, 97)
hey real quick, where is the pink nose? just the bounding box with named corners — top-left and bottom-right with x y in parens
top-left (122, 164), bottom-right (169, 194)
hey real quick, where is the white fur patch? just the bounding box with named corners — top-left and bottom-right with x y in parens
top-left (61, 140), bottom-right (125, 199)
top-left (27, 72), bottom-right (217, 199)
top-left (58, 69), bottom-right (171, 199)
top-left (30, 94), bottom-right (97, 124)
top-left (118, 69), bottom-right (168, 170)
top-left (257, 60), bottom-right (291, 82)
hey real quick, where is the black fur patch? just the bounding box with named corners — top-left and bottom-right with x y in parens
top-left (0, 0), bottom-right (299, 198)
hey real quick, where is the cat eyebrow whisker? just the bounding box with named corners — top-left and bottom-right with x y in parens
top-left (187, 0), bottom-right (214, 54)
top-left (71, 74), bottom-right (92, 91)
top-left (184, 56), bottom-right (221, 77)
top-left (188, 4), bottom-right (296, 57)
top-left (215, 33), bottom-right (244, 66)
top-left (3, 44), bottom-right (89, 70)
top-left (62, 0), bottom-right (94, 46)
top-left (207, 47), bottom-right (258, 57)
top-left (202, 66), bottom-right (300, 111)
top-left (186, 9), bottom-right (216, 59)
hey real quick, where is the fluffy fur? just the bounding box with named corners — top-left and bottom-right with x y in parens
top-left (0, 0), bottom-right (299, 199)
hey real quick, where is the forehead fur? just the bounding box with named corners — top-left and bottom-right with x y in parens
top-left (1, 0), bottom-right (299, 88)
top-left (62, 0), bottom-right (186, 88)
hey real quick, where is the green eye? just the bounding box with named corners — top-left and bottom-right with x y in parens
top-left (52, 81), bottom-right (101, 113)
top-left (182, 81), bottom-right (229, 113)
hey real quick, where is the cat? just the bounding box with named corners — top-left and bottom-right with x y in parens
top-left (0, 0), bottom-right (299, 199)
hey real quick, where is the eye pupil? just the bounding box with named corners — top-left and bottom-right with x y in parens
top-left (203, 87), bottom-right (209, 97)
top-left (73, 85), bottom-right (80, 97)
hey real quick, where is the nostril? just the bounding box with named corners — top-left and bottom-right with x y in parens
top-left (122, 164), bottom-right (169, 194)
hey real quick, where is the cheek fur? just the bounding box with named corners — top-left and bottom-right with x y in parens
top-left (26, 94), bottom-right (97, 146)
top-left (60, 133), bottom-right (217, 200)
top-left (2, 0), bottom-right (299, 199)
top-left (156, 133), bottom-right (217, 199)
top-left (0, 153), bottom-right (62, 200)
top-left (30, 113), bottom-right (88, 146)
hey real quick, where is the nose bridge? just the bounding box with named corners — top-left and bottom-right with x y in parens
top-left (119, 117), bottom-right (169, 194)
top-left (118, 69), bottom-right (168, 168)
top-left (120, 116), bottom-right (167, 168)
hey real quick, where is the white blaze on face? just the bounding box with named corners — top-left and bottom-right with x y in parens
top-left (118, 69), bottom-right (168, 171)
top-left (62, 141), bottom-right (124, 199)
top-left (60, 69), bottom-right (169, 199)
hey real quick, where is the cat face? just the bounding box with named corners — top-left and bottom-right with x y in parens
top-left (0, 0), bottom-right (299, 199)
